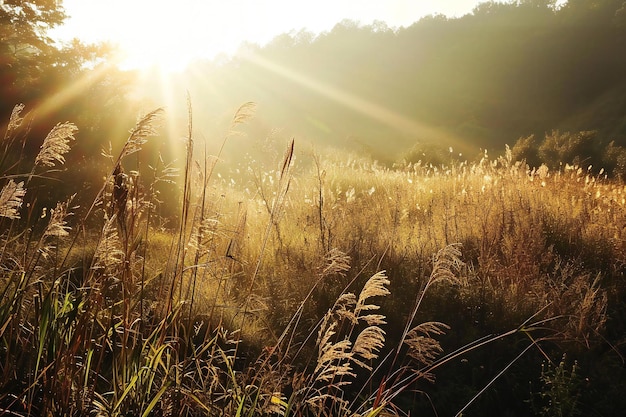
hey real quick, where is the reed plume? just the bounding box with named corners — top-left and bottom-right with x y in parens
top-left (0, 179), bottom-right (25, 219)
top-left (43, 194), bottom-right (76, 239)
top-left (306, 270), bottom-right (391, 414)
top-left (5, 103), bottom-right (25, 138)
top-left (355, 271), bottom-right (390, 319)
top-left (92, 214), bottom-right (124, 272)
top-left (404, 321), bottom-right (450, 369)
top-left (332, 293), bottom-right (358, 324)
top-left (38, 194), bottom-right (76, 259)
top-left (118, 109), bottom-right (163, 160)
top-left (429, 243), bottom-right (464, 287)
top-left (351, 325), bottom-right (386, 370)
top-left (319, 248), bottom-right (351, 278)
top-left (314, 321), bottom-right (355, 384)
top-left (35, 122), bottom-right (78, 167)
top-left (228, 102), bottom-right (257, 135)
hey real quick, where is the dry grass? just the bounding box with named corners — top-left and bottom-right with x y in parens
top-left (0, 103), bottom-right (623, 416)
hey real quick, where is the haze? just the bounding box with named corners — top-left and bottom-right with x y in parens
top-left (52, 0), bottom-right (553, 70)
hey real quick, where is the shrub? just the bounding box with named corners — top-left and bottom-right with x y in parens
top-left (511, 133), bottom-right (540, 167)
top-left (538, 130), bottom-right (597, 170)
top-left (602, 140), bottom-right (626, 179)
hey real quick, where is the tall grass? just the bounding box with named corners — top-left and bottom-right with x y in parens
top-left (0, 103), bottom-right (622, 416)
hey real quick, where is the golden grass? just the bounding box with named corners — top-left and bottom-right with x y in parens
top-left (0, 103), bottom-right (622, 416)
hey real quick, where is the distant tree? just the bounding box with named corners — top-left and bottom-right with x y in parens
top-left (0, 1), bottom-right (67, 57)
top-left (0, 1), bottom-right (118, 112)
top-left (402, 142), bottom-right (456, 167)
top-left (0, 1), bottom-right (139, 209)
top-left (0, 0), bottom-right (67, 102)
top-left (471, 1), bottom-right (514, 16)
top-left (538, 130), bottom-right (598, 169)
top-left (602, 141), bottom-right (626, 179)
top-left (519, 0), bottom-right (557, 8)
top-left (185, 0), bottom-right (626, 162)
top-left (511, 134), bottom-right (540, 167)
top-left (0, 0), bottom-right (128, 129)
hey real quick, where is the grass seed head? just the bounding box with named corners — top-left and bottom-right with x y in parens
top-left (35, 122), bottom-right (78, 167)
top-left (352, 325), bottom-right (386, 370)
top-left (44, 194), bottom-right (76, 238)
top-left (356, 271), bottom-right (391, 315)
top-left (6, 103), bottom-right (25, 135)
top-left (0, 180), bottom-right (26, 219)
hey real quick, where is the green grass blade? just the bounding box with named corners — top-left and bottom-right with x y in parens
top-left (114, 373), bottom-right (139, 412)
top-left (141, 380), bottom-right (171, 417)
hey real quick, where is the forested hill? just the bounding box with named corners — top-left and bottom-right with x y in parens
top-left (167, 0), bottom-right (626, 163)
top-left (2, 1), bottom-right (626, 171)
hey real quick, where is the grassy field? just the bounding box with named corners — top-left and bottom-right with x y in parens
top-left (0, 104), bottom-right (624, 416)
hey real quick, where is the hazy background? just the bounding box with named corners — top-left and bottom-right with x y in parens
top-left (141, 0), bottom-right (626, 166)
top-left (2, 0), bottom-right (625, 191)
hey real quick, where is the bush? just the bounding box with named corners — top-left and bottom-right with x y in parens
top-left (511, 133), bottom-right (540, 167)
top-left (401, 141), bottom-right (457, 167)
top-left (602, 140), bottom-right (626, 180)
top-left (538, 130), bottom-right (597, 170)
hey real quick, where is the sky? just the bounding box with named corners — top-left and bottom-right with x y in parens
top-left (52, 0), bottom-right (568, 71)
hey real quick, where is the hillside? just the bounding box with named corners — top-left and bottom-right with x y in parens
top-left (136, 0), bottom-right (626, 166)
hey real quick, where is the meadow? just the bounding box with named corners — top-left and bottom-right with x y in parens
top-left (0, 103), bottom-right (624, 416)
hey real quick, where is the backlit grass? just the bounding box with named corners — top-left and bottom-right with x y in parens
top-left (0, 104), bottom-right (623, 416)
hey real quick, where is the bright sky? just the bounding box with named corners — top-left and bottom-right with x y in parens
top-left (52, 0), bottom-right (570, 71)
top-left (51, 0), bottom-right (501, 71)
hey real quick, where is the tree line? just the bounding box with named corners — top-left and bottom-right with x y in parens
top-left (2, 0), bottom-right (626, 190)
top-left (171, 0), bottom-right (626, 171)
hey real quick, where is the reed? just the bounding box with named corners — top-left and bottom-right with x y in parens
top-left (0, 102), bottom-right (621, 416)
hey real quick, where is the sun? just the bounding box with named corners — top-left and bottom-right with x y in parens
top-left (105, 3), bottom-right (235, 73)
top-left (112, 35), bottom-right (200, 74)
top-left (54, 0), bottom-right (247, 73)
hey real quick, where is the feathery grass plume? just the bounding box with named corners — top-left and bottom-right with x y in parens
top-left (404, 321), bottom-right (450, 369)
top-left (119, 108), bottom-right (163, 160)
top-left (92, 214), bottom-right (124, 271)
top-left (5, 103), bottom-right (25, 138)
top-left (38, 195), bottom-right (76, 259)
top-left (355, 271), bottom-right (391, 317)
top-left (43, 194), bottom-right (76, 238)
top-left (391, 244), bottom-right (463, 376)
top-left (351, 326), bottom-right (386, 370)
top-left (429, 243), bottom-right (464, 286)
top-left (357, 311), bottom-right (387, 327)
top-left (319, 248), bottom-right (351, 278)
top-left (35, 122), bottom-right (78, 167)
top-left (331, 293), bottom-right (358, 325)
top-left (0, 180), bottom-right (26, 219)
top-left (314, 321), bottom-right (355, 383)
top-left (211, 101), bottom-right (257, 180)
top-left (575, 274), bottom-right (607, 345)
top-left (308, 271), bottom-right (391, 413)
top-left (548, 270), bottom-right (608, 347)
top-left (228, 102), bottom-right (257, 137)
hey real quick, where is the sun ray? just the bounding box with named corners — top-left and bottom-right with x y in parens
top-left (33, 63), bottom-right (116, 119)
top-left (241, 51), bottom-right (472, 155)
